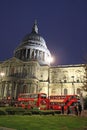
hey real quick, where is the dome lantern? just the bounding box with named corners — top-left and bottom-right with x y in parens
top-left (32, 20), bottom-right (38, 34)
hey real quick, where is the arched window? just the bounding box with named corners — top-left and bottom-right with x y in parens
top-left (77, 88), bottom-right (81, 95)
top-left (64, 88), bottom-right (68, 95)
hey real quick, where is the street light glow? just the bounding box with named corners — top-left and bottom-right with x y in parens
top-left (0, 72), bottom-right (5, 77)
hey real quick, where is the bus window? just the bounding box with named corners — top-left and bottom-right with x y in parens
top-left (40, 93), bottom-right (47, 99)
top-left (29, 94), bottom-right (38, 98)
top-left (33, 94), bottom-right (38, 98)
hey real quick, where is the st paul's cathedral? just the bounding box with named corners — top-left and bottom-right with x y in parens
top-left (0, 21), bottom-right (87, 100)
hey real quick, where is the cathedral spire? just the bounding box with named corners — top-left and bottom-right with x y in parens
top-left (32, 20), bottom-right (38, 33)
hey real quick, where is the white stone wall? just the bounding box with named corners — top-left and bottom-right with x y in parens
top-left (0, 58), bottom-right (87, 99)
top-left (49, 65), bottom-right (86, 97)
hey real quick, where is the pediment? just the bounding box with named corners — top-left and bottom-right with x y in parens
top-left (1, 57), bottom-right (24, 66)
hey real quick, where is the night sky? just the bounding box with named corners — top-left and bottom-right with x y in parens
top-left (0, 0), bottom-right (87, 65)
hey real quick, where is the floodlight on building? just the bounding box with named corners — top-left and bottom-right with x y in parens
top-left (0, 72), bottom-right (5, 78)
top-left (47, 55), bottom-right (55, 65)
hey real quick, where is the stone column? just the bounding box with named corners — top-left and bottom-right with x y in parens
top-left (29, 83), bottom-right (32, 93)
top-left (31, 85), bottom-right (34, 93)
top-left (3, 82), bottom-right (7, 98)
top-left (40, 51), bottom-right (42, 60)
top-left (35, 50), bottom-right (37, 59)
top-left (30, 49), bottom-right (32, 59)
top-left (43, 52), bottom-right (45, 61)
top-left (34, 84), bottom-right (36, 93)
top-left (44, 53), bottom-right (46, 62)
top-left (11, 82), bottom-right (16, 99)
top-left (6, 82), bottom-right (9, 98)
top-left (27, 49), bottom-right (30, 59)
top-left (25, 49), bottom-right (28, 59)
top-left (16, 82), bottom-right (21, 98)
top-left (9, 82), bottom-right (12, 99)
top-left (26, 83), bottom-right (29, 93)
top-left (33, 49), bottom-right (36, 59)
top-left (1, 82), bottom-right (5, 99)
top-left (14, 82), bottom-right (18, 99)
top-left (42, 51), bottom-right (44, 61)
top-left (36, 50), bottom-right (39, 59)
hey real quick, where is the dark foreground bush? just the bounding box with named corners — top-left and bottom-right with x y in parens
top-left (0, 109), bottom-right (7, 115)
top-left (23, 111), bottom-right (32, 115)
top-left (27, 110), bottom-right (61, 115)
top-left (38, 110), bottom-right (61, 115)
top-left (4, 107), bottom-right (61, 115)
top-left (40, 110), bottom-right (55, 115)
top-left (54, 110), bottom-right (61, 114)
top-left (30, 110), bottom-right (41, 115)
top-left (5, 107), bottom-right (25, 115)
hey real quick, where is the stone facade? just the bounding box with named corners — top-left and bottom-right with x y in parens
top-left (0, 21), bottom-right (87, 99)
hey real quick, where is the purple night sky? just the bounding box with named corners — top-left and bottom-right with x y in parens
top-left (0, 0), bottom-right (87, 65)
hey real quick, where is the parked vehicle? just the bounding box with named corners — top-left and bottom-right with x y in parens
top-left (18, 93), bottom-right (49, 110)
top-left (17, 93), bottom-right (80, 111)
top-left (49, 95), bottom-right (79, 111)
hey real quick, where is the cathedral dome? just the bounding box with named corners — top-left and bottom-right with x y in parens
top-left (14, 21), bottom-right (51, 65)
top-left (22, 31), bottom-right (47, 48)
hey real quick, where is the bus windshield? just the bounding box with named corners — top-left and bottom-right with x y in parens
top-left (40, 93), bottom-right (47, 99)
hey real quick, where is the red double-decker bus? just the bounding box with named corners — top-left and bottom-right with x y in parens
top-left (17, 93), bottom-right (79, 111)
top-left (18, 93), bottom-right (49, 110)
top-left (49, 95), bottom-right (79, 110)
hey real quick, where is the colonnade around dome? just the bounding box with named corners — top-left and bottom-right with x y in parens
top-left (14, 48), bottom-right (49, 64)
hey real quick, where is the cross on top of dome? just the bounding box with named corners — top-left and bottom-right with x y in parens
top-left (32, 20), bottom-right (38, 34)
